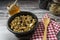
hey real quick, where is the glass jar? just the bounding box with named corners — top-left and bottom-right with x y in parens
top-left (49, 3), bottom-right (60, 16)
top-left (7, 3), bottom-right (20, 16)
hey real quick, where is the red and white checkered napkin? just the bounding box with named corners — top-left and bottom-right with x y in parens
top-left (31, 14), bottom-right (60, 40)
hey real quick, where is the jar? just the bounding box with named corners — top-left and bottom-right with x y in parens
top-left (49, 3), bottom-right (60, 16)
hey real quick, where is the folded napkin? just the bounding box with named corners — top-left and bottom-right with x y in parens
top-left (31, 14), bottom-right (60, 40)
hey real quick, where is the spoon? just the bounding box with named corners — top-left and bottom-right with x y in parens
top-left (7, 0), bottom-right (18, 10)
top-left (43, 17), bottom-right (50, 40)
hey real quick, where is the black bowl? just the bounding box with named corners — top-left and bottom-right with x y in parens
top-left (7, 11), bottom-right (38, 40)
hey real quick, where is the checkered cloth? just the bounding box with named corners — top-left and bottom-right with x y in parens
top-left (31, 14), bottom-right (60, 40)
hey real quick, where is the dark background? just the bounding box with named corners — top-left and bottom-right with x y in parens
top-left (0, 0), bottom-right (39, 10)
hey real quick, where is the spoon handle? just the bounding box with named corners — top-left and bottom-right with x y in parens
top-left (10, 0), bottom-right (18, 9)
top-left (13, 0), bottom-right (18, 5)
top-left (43, 26), bottom-right (47, 40)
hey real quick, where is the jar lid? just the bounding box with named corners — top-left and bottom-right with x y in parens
top-left (53, 0), bottom-right (60, 4)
